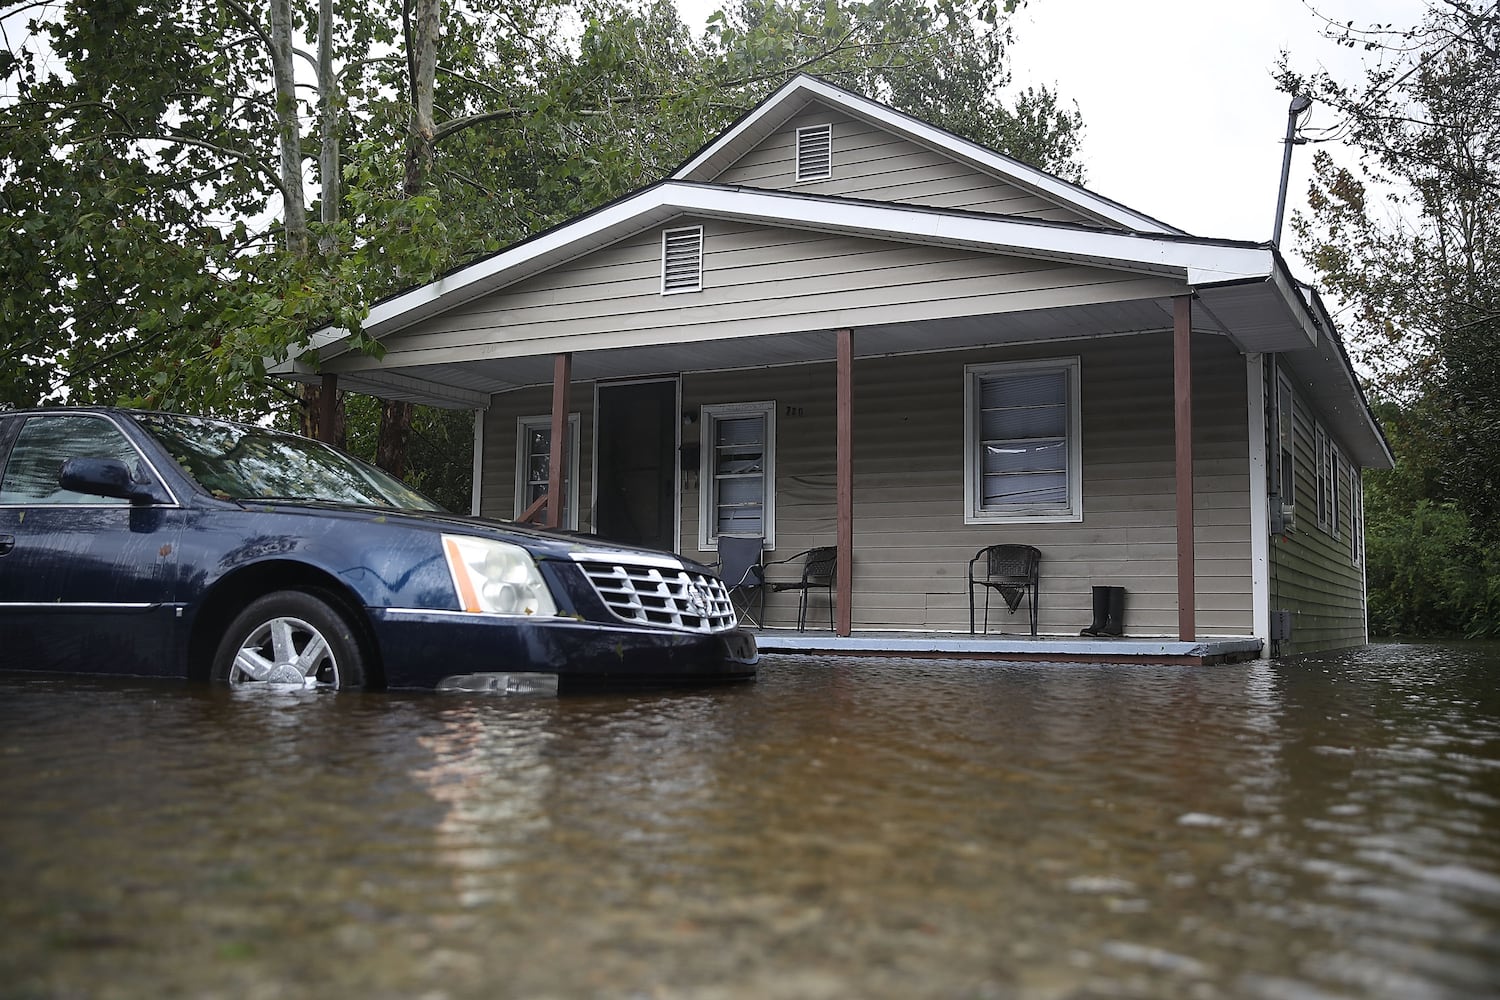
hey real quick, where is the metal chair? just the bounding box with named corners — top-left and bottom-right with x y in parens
top-left (767, 546), bottom-right (837, 631)
top-left (714, 535), bottom-right (766, 627)
top-left (968, 544), bottom-right (1041, 636)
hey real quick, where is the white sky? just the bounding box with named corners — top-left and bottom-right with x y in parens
top-left (675, 0), bottom-right (1426, 273)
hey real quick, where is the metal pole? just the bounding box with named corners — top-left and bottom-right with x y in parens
top-left (1272, 95), bottom-right (1313, 247)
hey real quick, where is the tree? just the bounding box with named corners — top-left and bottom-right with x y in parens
top-left (1280, 1), bottom-right (1500, 635)
top-left (2, 0), bottom-right (1086, 498)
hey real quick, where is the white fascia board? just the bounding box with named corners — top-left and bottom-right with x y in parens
top-left (671, 74), bottom-right (1183, 236)
top-left (279, 183), bottom-right (1275, 373)
top-left (692, 186), bottom-right (1270, 279)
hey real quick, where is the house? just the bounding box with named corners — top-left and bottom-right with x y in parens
top-left (276, 74), bottom-right (1392, 659)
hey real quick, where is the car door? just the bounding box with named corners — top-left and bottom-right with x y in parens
top-left (0, 413), bottom-right (183, 676)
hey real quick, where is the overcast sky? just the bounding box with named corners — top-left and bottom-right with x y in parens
top-left (676, 0), bottom-right (1426, 274)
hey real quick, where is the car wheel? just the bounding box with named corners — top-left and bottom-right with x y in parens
top-left (212, 590), bottom-right (367, 690)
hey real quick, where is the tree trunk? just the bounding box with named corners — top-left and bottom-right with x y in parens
top-left (317, 0), bottom-right (339, 255)
top-left (376, 399), bottom-right (413, 479)
top-left (269, 0), bottom-right (307, 253)
top-left (403, 0), bottom-right (440, 196)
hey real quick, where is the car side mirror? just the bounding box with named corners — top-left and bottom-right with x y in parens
top-left (58, 457), bottom-right (170, 505)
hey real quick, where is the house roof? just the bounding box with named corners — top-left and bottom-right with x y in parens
top-left (670, 74), bottom-right (1185, 237)
top-left (287, 181), bottom-right (1310, 366)
top-left (276, 77), bottom-right (1390, 469)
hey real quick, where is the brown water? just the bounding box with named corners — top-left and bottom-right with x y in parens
top-left (2, 643), bottom-right (1499, 999)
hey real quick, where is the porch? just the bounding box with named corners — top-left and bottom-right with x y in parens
top-left (751, 629), bottom-right (1264, 666)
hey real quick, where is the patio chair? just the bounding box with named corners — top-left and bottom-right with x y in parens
top-left (714, 535), bottom-right (766, 628)
top-left (766, 546), bottom-right (838, 631)
top-left (968, 544), bottom-right (1041, 636)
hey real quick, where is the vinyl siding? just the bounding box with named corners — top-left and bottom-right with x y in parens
top-left (477, 331), bottom-right (1253, 636)
top-left (356, 221), bottom-right (1182, 372)
top-left (1267, 364), bottom-right (1368, 652)
top-left (713, 105), bottom-right (1106, 226)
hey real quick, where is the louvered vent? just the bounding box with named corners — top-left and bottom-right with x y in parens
top-left (796, 124), bottom-right (832, 181)
top-left (571, 552), bottom-right (738, 633)
top-left (662, 227), bottom-right (703, 294)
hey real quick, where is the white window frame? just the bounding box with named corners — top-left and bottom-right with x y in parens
top-left (795, 123), bottom-right (833, 182)
top-left (1351, 467), bottom-right (1364, 567)
top-left (1330, 445), bottom-right (1342, 541)
top-left (1315, 421), bottom-right (1330, 531)
top-left (661, 226), bottom-right (703, 294)
top-left (964, 357), bottom-right (1083, 524)
top-left (514, 413), bottom-right (580, 530)
top-left (1277, 372), bottom-right (1297, 509)
top-left (698, 401), bottom-right (776, 550)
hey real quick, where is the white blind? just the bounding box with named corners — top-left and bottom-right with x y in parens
top-left (712, 413), bottom-right (765, 536)
top-left (976, 369), bottom-right (1068, 511)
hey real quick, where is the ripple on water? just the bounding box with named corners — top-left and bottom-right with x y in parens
top-left (1, 645), bottom-right (1499, 998)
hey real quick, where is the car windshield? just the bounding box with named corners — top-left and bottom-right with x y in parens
top-left (137, 413), bottom-right (444, 511)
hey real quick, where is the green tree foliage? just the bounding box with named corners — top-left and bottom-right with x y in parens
top-left (2, 0), bottom-right (1085, 499)
top-left (1282, 2), bottom-right (1499, 636)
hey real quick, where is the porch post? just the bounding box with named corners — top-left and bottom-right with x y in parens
top-left (546, 353), bottom-right (572, 530)
top-left (1174, 296), bottom-right (1196, 642)
top-left (318, 373), bottom-right (338, 443)
top-left (836, 328), bottom-right (853, 636)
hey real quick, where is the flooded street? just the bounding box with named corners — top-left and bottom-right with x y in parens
top-left (3, 644), bottom-right (1499, 999)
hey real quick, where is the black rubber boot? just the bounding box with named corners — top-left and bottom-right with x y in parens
top-left (1100, 586), bottom-right (1126, 636)
top-left (1080, 585), bottom-right (1110, 636)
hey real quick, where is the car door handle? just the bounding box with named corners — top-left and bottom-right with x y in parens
top-left (0, 534), bottom-right (13, 556)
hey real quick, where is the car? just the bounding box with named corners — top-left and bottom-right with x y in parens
top-left (0, 407), bottom-right (757, 692)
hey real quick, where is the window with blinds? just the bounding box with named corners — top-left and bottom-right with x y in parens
top-left (662, 226), bottom-right (703, 294)
top-left (699, 402), bottom-right (776, 549)
top-left (964, 359), bottom-right (1081, 522)
top-left (796, 124), bottom-right (832, 182)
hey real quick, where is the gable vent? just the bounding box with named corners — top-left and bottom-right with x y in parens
top-left (662, 226), bottom-right (703, 294)
top-left (796, 124), bottom-right (832, 181)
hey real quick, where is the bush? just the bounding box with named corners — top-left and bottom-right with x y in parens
top-left (1367, 499), bottom-right (1500, 638)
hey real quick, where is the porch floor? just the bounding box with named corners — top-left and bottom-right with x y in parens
top-left (750, 630), bottom-right (1263, 666)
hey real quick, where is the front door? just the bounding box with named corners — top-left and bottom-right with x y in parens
top-left (594, 380), bottom-right (677, 552)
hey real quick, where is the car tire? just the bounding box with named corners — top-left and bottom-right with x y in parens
top-left (211, 589), bottom-right (368, 690)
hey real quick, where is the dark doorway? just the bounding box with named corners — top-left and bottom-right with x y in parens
top-left (595, 380), bottom-right (677, 552)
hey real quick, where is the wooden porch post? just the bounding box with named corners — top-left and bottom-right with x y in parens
top-left (318, 373), bottom-right (338, 443)
top-left (546, 353), bottom-right (572, 530)
top-left (1174, 296), bottom-right (1196, 642)
top-left (836, 329), bottom-right (853, 636)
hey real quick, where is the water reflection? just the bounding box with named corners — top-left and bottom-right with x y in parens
top-left (1, 644), bottom-right (1498, 998)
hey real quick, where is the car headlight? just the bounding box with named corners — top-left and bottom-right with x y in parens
top-left (441, 535), bottom-right (558, 617)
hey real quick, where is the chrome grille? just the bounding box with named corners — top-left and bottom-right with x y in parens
top-left (571, 553), bottom-right (737, 633)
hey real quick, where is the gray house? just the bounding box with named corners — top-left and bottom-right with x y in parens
top-left (279, 75), bottom-right (1391, 659)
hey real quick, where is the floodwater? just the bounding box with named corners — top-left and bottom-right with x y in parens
top-left (2, 644), bottom-right (1499, 1000)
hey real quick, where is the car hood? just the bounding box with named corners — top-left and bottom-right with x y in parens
top-left (241, 500), bottom-right (714, 573)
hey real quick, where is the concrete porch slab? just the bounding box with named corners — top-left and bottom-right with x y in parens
top-left (752, 630), bottom-right (1264, 666)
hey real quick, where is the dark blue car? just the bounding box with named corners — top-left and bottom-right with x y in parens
top-left (0, 408), bottom-right (757, 691)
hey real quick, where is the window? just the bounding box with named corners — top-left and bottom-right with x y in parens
top-left (796, 123), bottom-right (832, 182)
top-left (515, 414), bottom-right (580, 529)
top-left (699, 402), bottom-right (775, 549)
top-left (1315, 422), bottom-right (1329, 530)
top-left (0, 414), bottom-right (147, 505)
top-left (1351, 467), bottom-right (1364, 567)
top-left (964, 358), bottom-right (1082, 523)
top-left (1330, 445), bottom-right (1342, 541)
top-left (1276, 373), bottom-right (1296, 508)
top-left (662, 227), bottom-right (703, 294)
